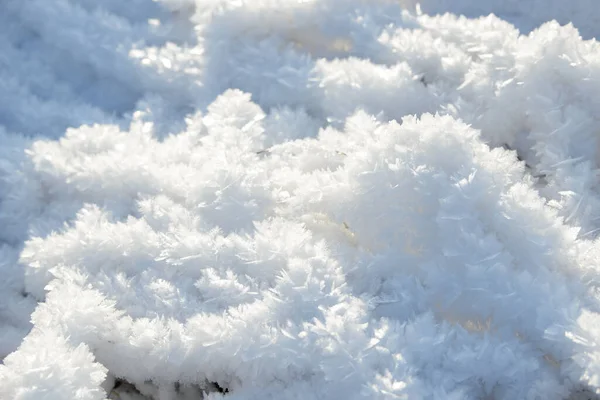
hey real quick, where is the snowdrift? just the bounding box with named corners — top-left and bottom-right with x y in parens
top-left (2, 1), bottom-right (600, 399)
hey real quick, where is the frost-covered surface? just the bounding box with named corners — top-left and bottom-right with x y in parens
top-left (2, 1), bottom-right (600, 399)
top-left (400, 0), bottom-right (600, 39)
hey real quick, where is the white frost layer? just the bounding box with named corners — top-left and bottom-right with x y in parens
top-left (401, 0), bottom-right (600, 39)
top-left (1, 1), bottom-right (600, 399)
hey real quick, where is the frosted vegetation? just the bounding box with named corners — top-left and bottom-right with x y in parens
top-left (1, 0), bottom-right (600, 399)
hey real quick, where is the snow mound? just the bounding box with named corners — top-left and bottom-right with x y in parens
top-left (2, 1), bottom-right (600, 399)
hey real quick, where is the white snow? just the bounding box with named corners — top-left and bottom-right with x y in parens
top-left (1, 1), bottom-right (600, 399)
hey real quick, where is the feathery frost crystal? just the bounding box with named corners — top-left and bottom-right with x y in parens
top-left (2, 0), bottom-right (600, 399)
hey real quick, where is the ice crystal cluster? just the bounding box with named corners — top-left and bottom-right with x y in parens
top-left (2, 1), bottom-right (600, 399)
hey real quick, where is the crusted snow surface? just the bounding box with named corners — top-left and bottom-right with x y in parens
top-left (2, 1), bottom-right (600, 399)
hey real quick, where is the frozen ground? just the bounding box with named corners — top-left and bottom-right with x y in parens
top-left (1, 0), bottom-right (600, 399)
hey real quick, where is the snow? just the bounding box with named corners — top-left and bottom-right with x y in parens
top-left (1, 0), bottom-right (600, 399)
